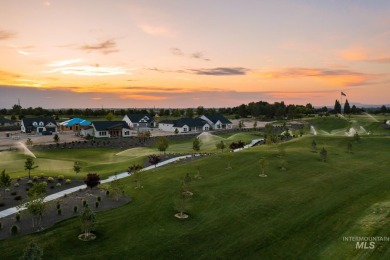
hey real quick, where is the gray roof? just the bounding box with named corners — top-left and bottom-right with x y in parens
top-left (160, 118), bottom-right (208, 128)
top-left (92, 121), bottom-right (130, 131)
top-left (22, 117), bottom-right (57, 127)
top-left (203, 114), bottom-right (232, 124)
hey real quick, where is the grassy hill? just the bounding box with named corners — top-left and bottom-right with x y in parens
top-left (1, 135), bottom-right (390, 259)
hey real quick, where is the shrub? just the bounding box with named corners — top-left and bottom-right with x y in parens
top-left (56, 183), bottom-right (62, 188)
top-left (56, 203), bottom-right (61, 210)
top-left (65, 179), bottom-right (71, 184)
top-left (11, 191), bottom-right (17, 196)
top-left (25, 188), bottom-right (29, 192)
top-left (73, 206), bottom-right (78, 213)
top-left (40, 173), bottom-right (45, 179)
top-left (97, 196), bottom-right (101, 202)
top-left (82, 200), bottom-right (87, 207)
top-left (17, 176), bottom-right (21, 181)
top-left (15, 212), bottom-right (21, 222)
top-left (47, 177), bottom-right (54, 182)
top-left (14, 182), bottom-right (19, 188)
top-left (27, 180), bottom-right (33, 185)
top-left (10, 225), bottom-right (19, 235)
top-left (57, 208), bottom-right (62, 215)
top-left (58, 175), bottom-right (64, 181)
top-left (50, 185), bottom-right (55, 189)
top-left (0, 202), bottom-right (5, 207)
top-left (106, 190), bottom-right (110, 196)
top-left (33, 176), bottom-right (39, 182)
top-left (14, 195), bottom-right (22, 201)
top-left (95, 201), bottom-right (100, 208)
top-left (41, 181), bottom-right (47, 186)
top-left (0, 221), bottom-right (2, 230)
top-left (5, 188), bottom-right (10, 192)
top-left (64, 194), bottom-right (68, 198)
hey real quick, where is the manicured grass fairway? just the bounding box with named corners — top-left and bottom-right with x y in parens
top-left (1, 135), bottom-right (390, 259)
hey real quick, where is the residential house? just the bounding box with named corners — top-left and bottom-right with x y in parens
top-left (159, 118), bottom-right (210, 133)
top-left (0, 117), bottom-right (19, 127)
top-left (122, 114), bottom-right (155, 130)
top-left (200, 114), bottom-right (233, 129)
top-left (86, 121), bottom-right (131, 138)
top-left (59, 118), bottom-right (91, 133)
top-left (21, 117), bottom-right (57, 134)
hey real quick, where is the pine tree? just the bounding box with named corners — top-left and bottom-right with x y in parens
top-left (334, 100), bottom-right (341, 114)
top-left (344, 99), bottom-right (351, 114)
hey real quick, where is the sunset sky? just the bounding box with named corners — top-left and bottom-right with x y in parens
top-left (1, 0), bottom-right (389, 108)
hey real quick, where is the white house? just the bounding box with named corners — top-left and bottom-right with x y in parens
top-left (88, 121), bottom-right (132, 138)
top-left (21, 117), bottom-right (57, 134)
top-left (122, 114), bottom-right (155, 129)
top-left (159, 118), bottom-right (210, 133)
top-left (200, 114), bottom-right (233, 129)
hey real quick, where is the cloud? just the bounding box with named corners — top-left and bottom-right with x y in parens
top-left (190, 52), bottom-right (210, 61)
top-left (340, 48), bottom-right (367, 61)
top-left (189, 67), bottom-right (248, 76)
top-left (0, 70), bottom-right (21, 80)
top-left (42, 66), bottom-right (130, 76)
top-left (0, 30), bottom-right (16, 40)
top-left (170, 48), bottom-right (184, 56)
top-left (48, 59), bottom-right (82, 67)
top-left (78, 40), bottom-right (118, 54)
top-left (170, 48), bottom-right (210, 61)
top-left (365, 57), bottom-right (390, 63)
top-left (254, 67), bottom-right (378, 87)
top-left (139, 24), bottom-right (176, 37)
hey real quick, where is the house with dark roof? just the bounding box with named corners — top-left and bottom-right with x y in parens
top-left (200, 114), bottom-right (232, 129)
top-left (21, 117), bottom-right (57, 134)
top-left (0, 117), bottom-right (19, 127)
top-left (122, 114), bottom-right (155, 129)
top-left (59, 118), bottom-right (91, 133)
top-left (86, 121), bottom-right (131, 138)
top-left (158, 118), bottom-right (210, 133)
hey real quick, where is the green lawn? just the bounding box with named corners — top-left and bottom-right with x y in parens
top-left (1, 135), bottom-right (390, 259)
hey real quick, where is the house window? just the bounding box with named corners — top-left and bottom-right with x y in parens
top-left (39, 122), bottom-right (44, 126)
top-left (100, 131), bottom-right (107, 136)
top-left (205, 126), bottom-right (209, 131)
top-left (183, 127), bottom-right (187, 132)
top-left (33, 122), bottom-right (37, 126)
top-left (124, 131), bottom-right (130, 136)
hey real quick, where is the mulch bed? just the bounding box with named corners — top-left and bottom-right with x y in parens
top-left (0, 187), bottom-right (130, 240)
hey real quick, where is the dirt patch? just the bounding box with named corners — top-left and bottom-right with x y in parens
top-left (0, 187), bottom-right (130, 240)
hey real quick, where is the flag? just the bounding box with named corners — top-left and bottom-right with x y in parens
top-left (341, 91), bottom-right (346, 96)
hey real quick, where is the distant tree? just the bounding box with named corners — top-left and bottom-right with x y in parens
top-left (196, 106), bottom-right (205, 116)
top-left (265, 135), bottom-right (273, 145)
top-left (347, 142), bottom-right (353, 154)
top-left (174, 128), bottom-right (179, 134)
top-left (182, 173), bottom-right (193, 196)
top-left (19, 241), bottom-right (43, 260)
top-left (380, 105), bottom-right (387, 115)
top-left (311, 140), bottom-right (317, 152)
top-left (22, 194), bottom-right (46, 228)
top-left (164, 109), bottom-right (170, 116)
top-left (148, 154), bottom-right (161, 168)
top-left (84, 173), bottom-right (100, 190)
top-left (156, 137), bottom-right (169, 155)
top-left (259, 158), bottom-right (268, 177)
top-left (192, 138), bottom-right (202, 152)
top-left (175, 183), bottom-right (192, 219)
top-left (334, 100), bottom-right (341, 114)
top-left (27, 182), bottom-right (47, 197)
top-left (238, 120), bottom-right (245, 129)
top-left (105, 112), bottom-right (114, 121)
top-left (344, 99), bottom-right (351, 114)
top-left (25, 138), bottom-right (33, 146)
top-left (277, 144), bottom-right (286, 157)
top-left (186, 108), bottom-right (194, 118)
top-left (53, 134), bottom-right (60, 143)
top-left (80, 206), bottom-right (97, 240)
top-left (24, 157), bottom-right (38, 179)
top-left (159, 108), bottom-right (165, 117)
top-left (216, 140), bottom-right (226, 153)
top-left (194, 166), bottom-right (202, 179)
top-left (11, 114), bottom-right (16, 120)
top-left (172, 109), bottom-right (181, 117)
top-left (0, 169), bottom-right (11, 197)
top-left (351, 105), bottom-right (358, 114)
top-left (353, 133), bottom-right (360, 142)
top-left (253, 120), bottom-right (257, 129)
top-left (128, 164), bottom-right (143, 188)
top-left (265, 123), bottom-right (274, 135)
top-left (320, 147), bottom-right (327, 162)
top-left (73, 161), bottom-right (81, 174)
top-left (108, 176), bottom-right (125, 201)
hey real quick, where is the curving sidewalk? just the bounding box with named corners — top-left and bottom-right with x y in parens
top-left (0, 154), bottom-right (205, 218)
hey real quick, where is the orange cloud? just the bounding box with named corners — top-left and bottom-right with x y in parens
top-left (340, 48), bottom-right (367, 61)
top-left (121, 94), bottom-right (169, 101)
top-left (253, 67), bottom-right (378, 87)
